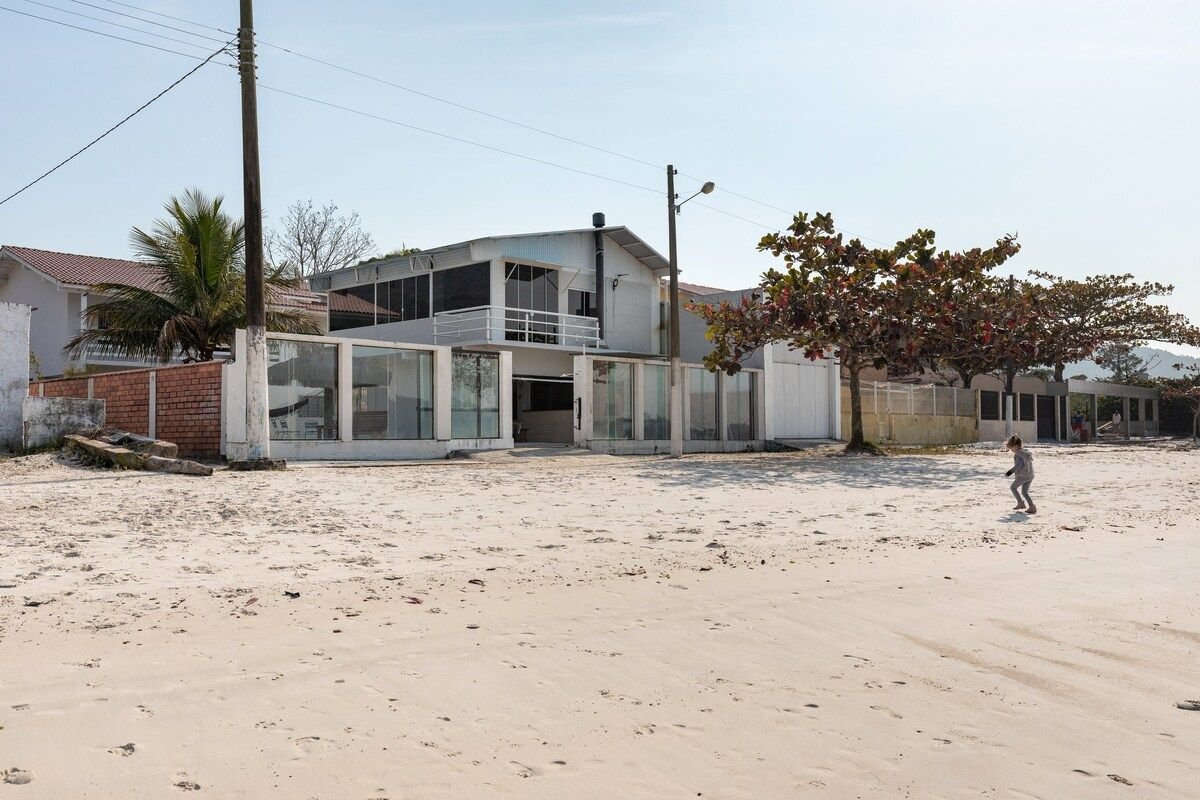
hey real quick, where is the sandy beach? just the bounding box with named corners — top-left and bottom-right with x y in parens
top-left (1, 443), bottom-right (1198, 798)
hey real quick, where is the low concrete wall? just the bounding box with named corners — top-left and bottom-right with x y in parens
top-left (22, 396), bottom-right (106, 449)
top-left (1, 302), bottom-right (32, 451)
top-left (979, 419), bottom-right (1037, 443)
top-left (841, 410), bottom-right (978, 445)
top-left (583, 438), bottom-right (766, 455)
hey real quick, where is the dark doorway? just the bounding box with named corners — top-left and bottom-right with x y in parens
top-left (512, 377), bottom-right (574, 443)
top-left (1036, 395), bottom-right (1056, 440)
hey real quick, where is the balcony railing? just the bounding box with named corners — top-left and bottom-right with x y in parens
top-left (433, 305), bottom-right (600, 349)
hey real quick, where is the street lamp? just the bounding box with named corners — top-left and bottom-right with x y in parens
top-left (666, 165), bottom-right (716, 459)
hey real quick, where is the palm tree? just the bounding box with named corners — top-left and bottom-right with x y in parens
top-left (65, 189), bottom-right (321, 363)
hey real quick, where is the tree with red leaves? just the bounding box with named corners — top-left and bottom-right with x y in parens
top-left (690, 212), bottom-right (1020, 451)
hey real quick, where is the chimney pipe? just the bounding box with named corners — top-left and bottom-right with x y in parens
top-left (592, 212), bottom-right (605, 341)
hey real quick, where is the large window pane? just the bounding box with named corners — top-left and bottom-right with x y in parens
top-left (644, 363), bottom-right (670, 439)
top-left (433, 262), bottom-right (491, 313)
top-left (592, 361), bottom-right (633, 439)
top-left (688, 367), bottom-right (718, 440)
top-left (351, 346), bottom-right (433, 440)
top-left (329, 284), bottom-right (377, 330)
top-left (451, 353), bottom-right (501, 439)
top-left (725, 371), bottom-right (754, 440)
top-left (268, 340), bottom-right (338, 440)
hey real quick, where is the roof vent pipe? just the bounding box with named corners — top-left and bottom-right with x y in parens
top-left (592, 212), bottom-right (606, 341)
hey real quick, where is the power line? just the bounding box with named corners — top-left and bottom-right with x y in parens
top-left (64, 0), bottom-right (227, 43)
top-left (88, 0), bottom-right (810, 227)
top-left (0, 4), bottom-right (217, 59)
top-left (257, 84), bottom-right (664, 197)
top-left (21, 0), bottom-right (218, 52)
top-left (0, 42), bottom-right (233, 208)
top-left (85, 0), bottom-right (875, 240)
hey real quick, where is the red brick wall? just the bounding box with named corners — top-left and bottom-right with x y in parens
top-left (154, 362), bottom-right (223, 459)
top-left (29, 362), bottom-right (224, 459)
top-left (92, 371), bottom-right (150, 435)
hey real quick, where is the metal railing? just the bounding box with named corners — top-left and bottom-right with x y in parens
top-left (432, 305), bottom-right (600, 348)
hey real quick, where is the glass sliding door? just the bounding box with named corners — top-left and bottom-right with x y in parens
top-left (644, 363), bottom-right (670, 440)
top-left (351, 346), bottom-right (433, 439)
top-left (267, 340), bottom-right (339, 440)
top-left (725, 371), bottom-right (755, 440)
top-left (688, 367), bottom-right (719, 440)
top-left (451, 353), bottom-right (501, 439)
top-left (592, 361), bottom-right (633, 439)
top-left (504, 262), bottom-right (559, 343)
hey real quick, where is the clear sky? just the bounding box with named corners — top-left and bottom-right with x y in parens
top-left (2, 1), bottom-right (1197, 351)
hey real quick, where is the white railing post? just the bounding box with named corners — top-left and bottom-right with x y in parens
top-left (931, 384), bottom-right (936, 417)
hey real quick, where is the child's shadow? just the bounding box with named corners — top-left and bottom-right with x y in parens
top-left (998, 512), bottom-right (1030, 523)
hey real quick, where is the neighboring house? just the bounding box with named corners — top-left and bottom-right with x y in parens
top-left (306, 215), bottom-right (672, 443)
top-left (0, 245), bottom-right (328, 378)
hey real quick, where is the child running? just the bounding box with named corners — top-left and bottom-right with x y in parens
top-left (1005, 435), bottom-right (1036, 514)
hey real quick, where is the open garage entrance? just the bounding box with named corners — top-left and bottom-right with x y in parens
top-left (512, 376), bottom-right (574, 443)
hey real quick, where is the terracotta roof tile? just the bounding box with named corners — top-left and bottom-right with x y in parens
top-left (3, 245), bottom-right (161, 290)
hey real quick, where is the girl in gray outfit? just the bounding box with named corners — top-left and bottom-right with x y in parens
top-left (1005, 435), bottom-right (1036, 514)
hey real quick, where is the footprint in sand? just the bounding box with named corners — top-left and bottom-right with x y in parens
top-left (509, 761), bottom-right (543, 778)
top-left (869, 705), bottom-right (903, 719)
top-left (108, 743), bottom-right (136, 757)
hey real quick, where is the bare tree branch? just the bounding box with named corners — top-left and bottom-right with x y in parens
top-left (266, 200), bottom-right (377, 277)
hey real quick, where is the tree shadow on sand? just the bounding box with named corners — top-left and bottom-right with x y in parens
top-left (635, 454), bottom-right (999, 491)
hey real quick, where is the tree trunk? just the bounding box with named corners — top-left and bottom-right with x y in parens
top-left (1054, 361), bottom-right (1065, 383)
top-left (954, 366), bottom-right (974, 390)
top-left (846, 361), bottom-right (865, 450)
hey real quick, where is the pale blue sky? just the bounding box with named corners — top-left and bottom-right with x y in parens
top-left (2, 1), bottom-right (1198, 350)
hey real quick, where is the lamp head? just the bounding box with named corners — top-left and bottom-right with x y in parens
top-left (701, 181), bottom-right (716, 194)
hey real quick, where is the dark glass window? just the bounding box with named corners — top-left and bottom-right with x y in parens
top-left (1019, 393), bottom-right (1035, 421)
top-left (504, 262), bottom-right (559, 343)
top-left (379, 274), bottom-right (431, 324)
top-left (1129, 400), bottom-right (1140, 421)
top-left (569, 289), bottom-right (597, 318)
top-left (979, 390), bottom-right (1000, 421)
top-left (433, 263), bottom-right (491, 314)
top-left (529, 381), bottom-right (573, 411)
top-left (329, 284), bottom-right (377, 331)
top-left (1145, 400), bottom-right (1154, 421)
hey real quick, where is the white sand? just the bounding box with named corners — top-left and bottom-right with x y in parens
top-left (1, 444), bottom-right (1198, 798)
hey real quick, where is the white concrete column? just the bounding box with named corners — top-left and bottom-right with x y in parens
top-left (498, 350), bottom-right (514, 443)
top-left (572, 355), bottom-right (588, 445)
top-left (87, 377), bottom-right (95, 399)
top-left (433, 348), bottom-right (452, 441)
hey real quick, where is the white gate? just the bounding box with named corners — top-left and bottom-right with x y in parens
top-left (769, 350), bottom-right (836, 439)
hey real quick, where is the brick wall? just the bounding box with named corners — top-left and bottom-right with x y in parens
top-left (154, 362), bottom-right (223, 459)
top-left (29, 361), bottom-right (224, 459)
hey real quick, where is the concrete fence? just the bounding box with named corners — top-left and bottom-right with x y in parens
top-left (841, 381), bottom-right (979, 445)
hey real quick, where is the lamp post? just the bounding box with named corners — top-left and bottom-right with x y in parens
top-left (666, 165), bottom-right (716, 459)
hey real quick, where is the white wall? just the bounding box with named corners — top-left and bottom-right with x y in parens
top-left (0, 267), bottom-right (74, 377)
top-left (1, 302), bottom-right (32, 449)
top-left (765, 344), bottom-right (839, 439)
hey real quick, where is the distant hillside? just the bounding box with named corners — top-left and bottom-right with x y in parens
top-left (1065, 346), bottom-right (1200, 380)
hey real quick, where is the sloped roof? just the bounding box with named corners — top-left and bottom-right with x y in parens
top-left (1, 245), bottom-right (161, 290)
top-left (672, 280), bottom-right (731, 297)
top-left (0, 244), bottom-right (327, 312)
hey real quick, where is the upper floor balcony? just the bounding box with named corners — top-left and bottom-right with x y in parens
top-left (432, 305), bottom-right (601, 350)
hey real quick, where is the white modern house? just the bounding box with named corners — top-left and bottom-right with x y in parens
top-left (306, 216), bottom-right (840, 452)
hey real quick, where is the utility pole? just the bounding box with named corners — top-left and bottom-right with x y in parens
top-left (238, 0), bottom-right (272, 464)
top-left (667, 165), bottom-right (683, 459)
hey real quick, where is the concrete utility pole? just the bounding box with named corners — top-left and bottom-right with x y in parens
top-left (667, 165), bottom-right (683, 459)
top-left (665, 167), bottom-right (716, 459)
top-left (238, 0), bottom-right (271, 463)
top-left (1004, 273), bottom-right (1015, 439)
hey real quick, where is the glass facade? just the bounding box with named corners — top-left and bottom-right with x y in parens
top-left (592, 361), bottom-right (633, 439)
top-left (688, 367), bottom-right (719, 440)
top-left (451, 353), bottom-right (501, 439)
top-left (725, 371), bottom-right (754, 440)
top-left (433, 262), bottom-right (491, 314)
top-left (267, 340), bottom-right (339, 440)
top-left (379, 273), bottom-right (430, 325)
top-left (568, 288), bottom-right (597, 318)
top-left (505, 262), bottom-right (560, 343)
top-left (351, 346), bottom-right (433, 440)
top-left (644, 363), bottom-right (670, 440)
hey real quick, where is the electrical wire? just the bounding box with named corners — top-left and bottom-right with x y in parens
top-left (64, 0), bottom-right (227, 43)
top-left (0, 42), bottom-right (233, 208)
top-left (21, 0), bottom-right (218, 52)
top-left (0, 4), bottom-right (215, 59)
